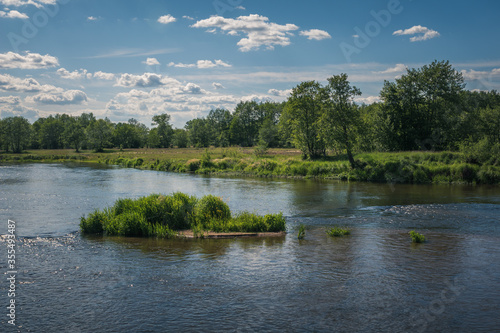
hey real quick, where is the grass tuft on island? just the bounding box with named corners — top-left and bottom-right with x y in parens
top-left (80, 192), bottom-right (286, 238)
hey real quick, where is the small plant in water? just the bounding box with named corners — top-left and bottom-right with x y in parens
top-left (297, 224), bottom-right (306, 240)
top-left (409, 230), bottom-right (426, 243)
top-left (326, 226), bottom-right (351, 237)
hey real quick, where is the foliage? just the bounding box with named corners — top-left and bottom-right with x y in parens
top-left (409, 230), bottom-right (426, 243)
top-left (80, 192), bottom-right (286, 237)
top-left (326, 226), bottom-right (351, 237)
top-left (280, 81), bottom-right (327, 159)
top-left (322, 73), bottom-right (362, 168)
top-left (194, 194), bottom-right (231, 227)
top-left (297, 224), bottom-right (306, 240)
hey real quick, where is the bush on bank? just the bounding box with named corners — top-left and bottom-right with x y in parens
top-left (80, 192), bottom-right (286, 237)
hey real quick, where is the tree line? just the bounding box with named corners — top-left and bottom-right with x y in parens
top-left (1, 60), bottom-right (499, 165)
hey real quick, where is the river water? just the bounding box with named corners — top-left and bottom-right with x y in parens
top-left (0, 163), bottom-right (499, 332)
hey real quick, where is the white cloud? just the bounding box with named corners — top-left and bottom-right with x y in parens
top-left (87, 16), bottom-right (101, 21)
top-left (374, 63), bottom-right (407, 74)
top-left (191, 14), bottom-right (299, 52)
top-left (236, 6), bottom-right (245, 10)
top-left (143, 57), bottom-right (160, 66)
top-left (212, 82), bottom-right (225, 90)
top-left (268, 88), bottom-right (292, 97)
top-left (168, 59), bottom-right (232, 69)
top-left (57, 68), bottom-right (92, 80)
top-left (0, 96), bottom-right (21, 104)
top-left (115, 73), bottom-right (180, 88)
top-left (461, 68), bottom-right (500, 80)
top-left (355, 96), bottom-right (381, 105)
top-left (28, 90), bottom-right (88, 105)
top-left (93, 71), bottom-right (115, 80)
top-left (183, 15), bottom-right (194, 20)
top-left (0, 51), bottom-right (59, 69)
top-left (158, 14), bottom-right (176, 24)
top-left (0, 0), bottom-right (56, 8)
top-left (0, 9), bottom-right (28, 19)
top-left (299, 29), bottom-right (332, 41)
top-left (393, 25), bottom-right (440, 42)
top-left (0, 74), bottom-right (62, 93)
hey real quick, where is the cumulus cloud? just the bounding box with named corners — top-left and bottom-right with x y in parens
top-left (393, 25), bottom-right (440, 42)
top-left (168, 59), bottom-right (232, 69)
top-left (212, 82), bottom-right (225, 90)
top-left (191, 14), bottom-right (299, 51)
top-left (28, 90), bottom-right (88, 105)
top-left (57, 68), bottom-right (116, 81)
top-left (0, 9), bottom-right (28, 19)
top-left (93, 71), bottom-right (115, 80)
top-left (0, 0), bottom-right (56, 8)
top-left (374, 64), bottom-right (407, 74)
top-left (461, 68), bottom-right (500, 80)
top-left (183, 15), bottom-right (194, 20)
top-left (299, 29), bottom-right (332, 41)
top-left (143, 58), bottom-right (160, 66)
top-left (0, 74), bottom-right (62, 93)
top-left (355, 96), bottom-right (381, 105)
top-left (106, 82), bottom-right (238, 121)
top-left (0, 51), bottom-right (59, 69)
top-left (268, 88), bottom-right (292, 97)
top-left (0, 96), bottom-right (21, 104)
top-left (158, 14), bottom-right (176, 24)
top-left (115, 73), bottom-right (180, 88)
top-left (57, 68), bottom-right (92, 80)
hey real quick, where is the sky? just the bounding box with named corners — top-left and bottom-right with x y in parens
top-left (0, 0), bottom-right (499, 128)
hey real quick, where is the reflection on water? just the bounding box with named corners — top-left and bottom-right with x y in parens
top-left (0, 163), bottom-right (499, 332)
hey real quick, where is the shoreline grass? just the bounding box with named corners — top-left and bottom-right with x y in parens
top-left (1, 147), bottom-right (499, 185)
top-left (80, 192), bottom-right (286, 238)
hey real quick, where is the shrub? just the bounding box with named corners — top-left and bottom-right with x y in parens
top-left (80, 209), bottom-right (110, 235)
top-left (326, 226), bottom-right (351, 237)
top-left (409, 230), bottom-right (426, 243)
top-left (194, 195), bottom-right (231, 226)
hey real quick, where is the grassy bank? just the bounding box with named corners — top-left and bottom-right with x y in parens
top-left (80, 192), bottom-right (286, 238)
top-left (1, 147), bottom-right (500, 184)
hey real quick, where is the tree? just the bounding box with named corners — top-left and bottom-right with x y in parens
top-left (186, 118), bottom-right (211, 148)
top-left (280, 81), bottom-right (326, 159)
top-left (380, 60), bottom-right (465, 151)
top-left (322, 73), bottom-right (361, 168)
top-left (2, 117), bottom-right (31, 153)
top-left (86, 119), bottom-right (113, 152)
top-left (207, 108), bottom-right (232, 147)
top-left (172, 129), bottom-right (188, 148)
top-left (63, 117), bottom-right (85, 152)
top-left (230, 101), bottom-right (261, 147)
top-left (151, 114), bottom-right (173, 148)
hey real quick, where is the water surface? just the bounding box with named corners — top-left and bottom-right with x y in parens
top-left (0, 163), bottom-right (499, 332)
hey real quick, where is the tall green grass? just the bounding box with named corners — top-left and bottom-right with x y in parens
top-left (80, 192), bottom-right (286, 238)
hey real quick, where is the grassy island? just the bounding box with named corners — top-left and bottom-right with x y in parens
top-left (80, 192), bottom-right (286, 238)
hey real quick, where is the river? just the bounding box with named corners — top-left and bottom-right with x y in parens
top-left (1, 163), bottom-right (499, 332)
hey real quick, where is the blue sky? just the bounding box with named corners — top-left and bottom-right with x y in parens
top-left (1, 0), bottom-right (499, 127)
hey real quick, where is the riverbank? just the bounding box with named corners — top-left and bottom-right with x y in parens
top-left (1, 147), bottom-right (499, 184)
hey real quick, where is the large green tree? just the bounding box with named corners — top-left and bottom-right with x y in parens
top-left (380, 60), bottom-right (465, 151)
top-left (86, 118), bottom-right (113, 152)
top-left (280, 81), bottom-right (326, 159)
top-left (1, 117), bottom-right (32, 153)
top-left (322, 73), bottom-right (361, 168)
top-left (151, 114), bottom-right (173, 148)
